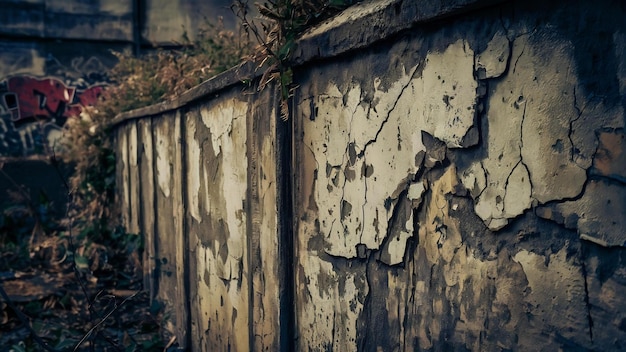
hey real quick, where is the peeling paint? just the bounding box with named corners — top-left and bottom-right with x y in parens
top-left (114, 0), bottom-right (626, 350)
top-left (184, 97), bottom-right (251, 351)
top-left (187, 117), bottom-right (202, 223)
top-left (475, 30), bottom-right (510, 79)
top-left (155, 124), bottom-right (171, 198)
top-left (471, 33), bottom-right (609, 229)
top-left (301, 39), bottom-right (478, 258)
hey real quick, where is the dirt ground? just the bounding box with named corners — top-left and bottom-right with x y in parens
top-left (0, 262), bottom-right (172, 351)
top-left (0, 207), bottom-right (172, 351)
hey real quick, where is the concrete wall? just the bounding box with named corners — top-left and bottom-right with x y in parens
top-left (114, 70), bottom-right (287, 350)
top-left (114, 0), bottom-right (626, 350)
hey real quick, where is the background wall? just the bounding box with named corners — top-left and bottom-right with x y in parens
top-left (0, 0), bottom-right (239, 157)
top-left (114, 0), bottom-right (626, 350)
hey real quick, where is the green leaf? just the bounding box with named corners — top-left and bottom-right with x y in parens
top-left (74, 254), bottom-right (89, 270)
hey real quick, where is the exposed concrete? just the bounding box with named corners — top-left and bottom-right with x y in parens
top-left (113, 0), bottom-right (626, 350)
top-left (137, 118), bottom-right (156, 299)
top-left (184, 92), bottom-right (250, 351)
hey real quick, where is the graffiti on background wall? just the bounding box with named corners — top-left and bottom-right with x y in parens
top-left (0, 76), bottom-right (105, 156)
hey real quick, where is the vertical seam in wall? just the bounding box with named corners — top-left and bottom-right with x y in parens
top-left (178, 108), bottom-right (192, 349)
top-left (135, 121), bottom-right (145, 296)
top-left (125, 124), bottom-right (132, 240)
top-left (246, 96), bottom-right (255, 352)
top-left (278, 90), bottom-right (296, 352)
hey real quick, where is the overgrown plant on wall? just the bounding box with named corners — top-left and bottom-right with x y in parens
top-left (233, 0), bottom-right (355, 119)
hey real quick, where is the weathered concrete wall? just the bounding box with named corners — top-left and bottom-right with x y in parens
top-left (114, 75), bottom-right (287, 350)
top-left (293, 0), bottom-right (626, 350)
top-left (114, 0), bottom-right (626, 350)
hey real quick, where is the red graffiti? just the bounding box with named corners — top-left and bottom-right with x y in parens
top-left (1, 76), bottom-right (104, 123)
top-left (66, 85), bottom-right (105, 118)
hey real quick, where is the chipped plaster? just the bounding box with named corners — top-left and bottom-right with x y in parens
top-left (301, 39), bottom-right (477, 258)
top-left (115, 0), bottom-right (626, 350)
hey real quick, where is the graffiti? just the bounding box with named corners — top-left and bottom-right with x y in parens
top-left (0, 76), bottom-right (105, 156)
top-left (1, 76), bottom-right (104, 125)
top-left (45, 54), bottom-right (110, 89)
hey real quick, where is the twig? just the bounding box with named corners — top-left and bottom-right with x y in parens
top-left (73, 291), bottom-right (140, 351)
top-left (0, 282), bottom-right (61, 352)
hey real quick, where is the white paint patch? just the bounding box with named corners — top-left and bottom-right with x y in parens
top-left (475, 31), bottom-right (510, 79)
top-left (155, 124), bottom-right (171, 198)
top-left (199, 100), bottom-right (248, 279)
top-left (201, 102), bottom-right (235, 157)
top-left (186, 117), bottom-right (202, 223)
top-left (421, 39), bottom-right (478, 148)
top-left (129, 123), bottom-right (138, 167)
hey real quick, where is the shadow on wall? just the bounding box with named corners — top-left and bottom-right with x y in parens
top-left (0, 76), bottom-right (105, 157)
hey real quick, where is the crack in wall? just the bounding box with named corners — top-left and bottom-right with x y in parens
top-left (502, 94), bottom-right (535, 218)
top-left (512, 41), bottom-right (526, 74)
top-left (569, 87), bottom-right (587, 166)
top-left (359, 65), bottom-right (420, 158)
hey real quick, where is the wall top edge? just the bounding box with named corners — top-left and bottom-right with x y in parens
top-left (112, 0), bottom-right (507, 126)
top-left (111, 60), bottom-right (259, 125)
top-left (294, 0), bottom-right (507, 63)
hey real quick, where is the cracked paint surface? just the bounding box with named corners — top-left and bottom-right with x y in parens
top-left (300, 39), bottom-right (477, 259)
top-left (465, 28), bottom-right (624, 230)
top-left (293, 1), bottom-right (626, 350)
top-left (185, 100), bottom-right (249, 352)
top-left (151, 113), bottom-right (188, 344)
top-left (115, 0), bottom-right (626, 350)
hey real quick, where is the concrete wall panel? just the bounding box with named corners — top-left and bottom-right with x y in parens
top-left (153, 112), bottom-right (187, 347)
top-left (138, 118), bottom-right (157, 298)
top-left (247, 87), bottom-right (281, 351)
top-left (185, 93), bottom-right (250, 351)
top-left (128, 122), bottom-right (140, 235)
top-left (115, 123), bottom-right (129, 229)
